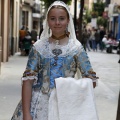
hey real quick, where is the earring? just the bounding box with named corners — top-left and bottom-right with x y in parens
top-left (48, 28), bottom-right (50, 34)
top-left (65, 25), bottom-right (70, 37)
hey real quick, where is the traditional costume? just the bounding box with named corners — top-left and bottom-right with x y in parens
top-left (11, 1), bottom-right (98, 120)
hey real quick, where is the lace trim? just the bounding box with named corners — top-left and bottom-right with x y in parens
top-left (34, 38), bottom-right (82, 58)
top-left (21, 76), bottom-right (38, 85)
top-left (22, 76), bottom-right (38, 81)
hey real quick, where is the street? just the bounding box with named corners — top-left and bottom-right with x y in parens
top-left (0, 50), bottom-right (120, 120)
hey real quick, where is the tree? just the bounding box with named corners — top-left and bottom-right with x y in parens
top-left (91, 1), bottom-right (106, 28)
top-left (78, 0), bottom-right (84, 42)
top-left (93, 2), bottom-right (105, 16)
top-left (97, 16), bottom-right (107, 28)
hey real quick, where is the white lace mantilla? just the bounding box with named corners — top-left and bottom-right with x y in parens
top-left (34, 38), bottom-right (82, 58)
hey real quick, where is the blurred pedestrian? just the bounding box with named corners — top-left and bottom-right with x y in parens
top-left (95, 29), bottom-right (100, 51)
top-left (22, 32), bottom-right (32, 55)
top-left (86, 29), bottom-right (91, 51)
top-left (26, 26), bottom-right (31, 35)
top-left (102, 35), bottom-right (113, 53)
top-left (81, 29), bottom-right (89, 51)
top-left (90, 27), bottom-right (96, 51)
top-left (19, 25), bottom-right (27, 55)
top-left (99, 27), bottom-right (106, 51)
top-left (108, 30), bottom-right (113, 38)
top-left (31, 26), bottom-right (38, 42)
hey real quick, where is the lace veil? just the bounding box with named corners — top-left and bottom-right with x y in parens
top-left (40, 1), bottom-right (81, 46)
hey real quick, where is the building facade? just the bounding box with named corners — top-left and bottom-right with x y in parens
top-left (20, 0), bottom-right (43, 34)
top-left (0, 0), bottom-right (20, 73)
top-left (20, 0), bottom-right (33, 32)
top-left (108, 0), bottom-right (120, 40)
top-left (0, 0), bottom-right (20, 62)
top-left (0, 0), bottom-right (44, 73)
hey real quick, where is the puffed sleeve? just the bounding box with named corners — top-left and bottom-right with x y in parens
top-left (21, 46), bottom-right (40, 84)
top-left (75, 47), bottom-right (98, 81)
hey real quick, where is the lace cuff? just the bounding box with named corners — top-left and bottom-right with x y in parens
top-left (21, 69), bottom-right (38, 85)
top-left (22, 76), bottom-right (38, 81)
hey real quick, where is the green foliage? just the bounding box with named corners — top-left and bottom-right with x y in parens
top-left (87, 1), bottom-right (106, 27)
top-left (97, 17), bottom-right (107, 28)
top-left (91, 11), bottom-right (98, 18)
top-left (40, 0), bottom-right (72, 9)
top-left (83, 9), bottom-right (92, 23)
top-left (83, 1), bottom-right (107, 28)
top-left (92, 2), bottom-right (105, 16)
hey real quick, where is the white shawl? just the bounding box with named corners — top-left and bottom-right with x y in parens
top-left (48, 77), bottom-right (99, 120)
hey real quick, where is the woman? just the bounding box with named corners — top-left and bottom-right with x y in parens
top-left (22, 32), bottom-right (32, 56)
top-left (11, 1), bottom-right (98, 120)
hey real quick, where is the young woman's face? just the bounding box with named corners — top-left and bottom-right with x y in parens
top-left (48, 7), bottom-right (69, 36)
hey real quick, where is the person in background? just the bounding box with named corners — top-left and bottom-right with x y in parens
top-left (102, 35), bottom-right (113, 53)
top-left (102, 34), bottom-right (109, 49)
top-left (22, 32), bottom-right (32, 56)
top-left (90, 27), bottom-right (96, 51)
top-left (86, 29), bottom-right (91, 51)
top-left (19, 25), bottom-right (27, 55)
top-left (11, 1), bottom-right (99, 120)
top-left (99, 27), bottom-right (106, 51)
top-left (26, 26), bottom-right (31, 35)
top-left (108, 30), bottom-right (113, 38)
top-left (81, 29), bottom-right (89, 51)
top-left (31, 26), bottom-right (38, 43)
top-left (95, 29), bottom-right (100, 51)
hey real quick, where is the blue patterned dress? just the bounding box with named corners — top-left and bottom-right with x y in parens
top-left (11, 38), bottom-right (98, 120)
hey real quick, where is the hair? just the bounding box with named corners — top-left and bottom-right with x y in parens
top-left (47, 5), bottom-right (69, 19)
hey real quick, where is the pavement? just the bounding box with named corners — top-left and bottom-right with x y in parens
top-left (0, 50), bottom-right (120, 120)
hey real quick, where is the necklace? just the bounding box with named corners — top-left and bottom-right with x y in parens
top-left (51, 34), bottom-right (67, 66)
top-left (51, 34), bottom-right (67, 40)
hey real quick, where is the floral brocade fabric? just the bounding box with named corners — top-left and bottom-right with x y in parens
top-left (11, 90), bottom-right (49, 120)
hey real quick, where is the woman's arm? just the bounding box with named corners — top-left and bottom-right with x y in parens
top-left (75, 47), bottom-right (99, 88)
top-left (22, 80), bottom-right (33, 120)
top-left (21, 46), bottom-right (40, 120)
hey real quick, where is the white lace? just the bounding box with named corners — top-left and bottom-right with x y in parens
top-left (34, 38), bottom-right (82, 58)
top-left (31, 90), bottom-right (49, 120)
